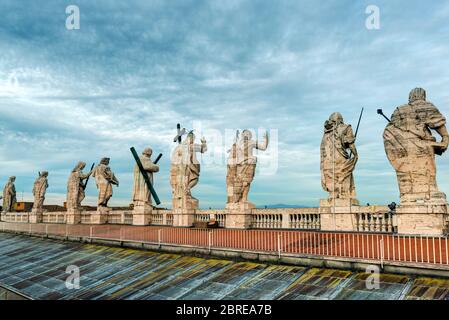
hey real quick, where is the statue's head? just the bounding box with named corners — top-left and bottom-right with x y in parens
top-left (100, 157), bottom-right (110, 165)
top-left (186, 131), bottom-right (195, 144)
top-left (9, 176), bottom-right (16, 182)
top-left (409, 88), bottom-right (426, 103)
top-left (329, 112), bottom-right (344, 124)
top-left (41, 171), bottom-right (49, 177)
top-left (142, 148), bottom-right (153, 157)
top-left (74, 161), bottom-right (86, 172)
top-left (241, 130), bottom-right (252, 141)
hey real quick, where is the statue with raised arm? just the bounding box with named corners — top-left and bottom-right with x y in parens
top-left (227, 130), bottom-right (269, 207)
top-left (226, 135), bottom-right (239, 204)
top-left (67, 161), bottom-right (92, 210)
top-left (132, 148), bottom-right (160, 209)
top-left (320, 112), bottom-right (358, 201)
top-left (2, 176), bottom-right (17, 213)
top-left (383, 88), bottom-right (449, 204)
top-left (33, 171), bottom-right (49, 212)
top-left (170, 131), bottom-right (207, 209)
top-left (92, 158), bottom-right (119, 208)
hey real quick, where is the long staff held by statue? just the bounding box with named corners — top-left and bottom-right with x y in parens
top-left (349, 107), bottom-right (364, 158)
top-left (130, 147), bottom-right (161, 206)
top-left (83, 163), bottom-right (95, 189)
top-left (377, 108), bottom-right (391, 123)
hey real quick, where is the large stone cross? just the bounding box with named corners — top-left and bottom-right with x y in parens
top-left (130, 147), bottom-right (161, 206)
top-left (173, 123), bottom-right (186, 144)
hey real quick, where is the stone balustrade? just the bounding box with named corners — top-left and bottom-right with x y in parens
top-left (108, 211), bottom-right (133, 225)
top-left (251, 208), bottom-right (320, 230)
top-left (3, 205), bottom-right (444, 235)
top-left (356, 210), bottom-right (397, 233)
top-left (43, 212), bottom-right (66, 224)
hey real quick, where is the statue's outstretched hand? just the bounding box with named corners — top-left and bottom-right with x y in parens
top-left (433, 142), bottom-right (448, 155)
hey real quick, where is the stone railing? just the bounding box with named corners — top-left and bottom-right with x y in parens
top-left (356, 209), bottom-right (396, 233)
top-left (251, 213), bottom-right (283, 229)
top-left (0, 206), bottom-right (407, 234)
top-left (150, 209), bottom-right (174, 226)
top-left (289, 213), bottom-right (320, 230)
top-left (151, 213), bottom-right (164, 225)
top-left (251, 208), bottom-right (320, 230)
top-left (194, 213), bottom-right (211, 223)
top-left (108, 211), bottom-right (133, 225)
top-left (43, 212), bottom-right (66, 224)
top-left (0, 212), bottom-right (29, 223)
top-left (194, 210), bottom-right (227, 227)
top-left (215, 213), bottom-right (226, 228)
top-left (166, 213), bottom-right (174, 226)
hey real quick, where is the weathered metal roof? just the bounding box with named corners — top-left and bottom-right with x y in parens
top-left (0, 232), bottom-right (449, 300)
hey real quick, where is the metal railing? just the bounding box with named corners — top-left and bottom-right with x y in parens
top-left (1, 221), bottom-right (448, 268)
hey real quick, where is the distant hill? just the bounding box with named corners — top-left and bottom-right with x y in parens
top-left (257, 204), bottom-right (310, 209)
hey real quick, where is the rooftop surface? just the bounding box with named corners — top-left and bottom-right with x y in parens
top-left (0, 232), bottom-right (449, 300)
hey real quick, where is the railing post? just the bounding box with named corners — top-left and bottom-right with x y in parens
top-left (380, 237), bottom-right (384, 269)
top-left (158, 229), bottom-right (162, 248)
top-left (278, 233), bottom-right (282, 259)
top-left (208, 231), bottom-right (212, 252)
top-left (45, 224), bottom-right (48, 237)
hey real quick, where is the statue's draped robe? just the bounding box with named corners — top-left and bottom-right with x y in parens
top-left (93, 164), bottom-right (117, 206)
top-left (132, 156), bottom-right (159, 207)
top-left (383, 100), bottom-right (446, 202)
top-left (170, 141), bottom-right (206, 208)
top-left (33, 177), bottom-right (48, 210)
top-left (226, 143), bottom-right (238, 203)
top-left (2, 182), bottom-right (16, 212)
top-left (170, 145), bottom-right (185, 208)
top-left (227, 138), bottom-right (267, 204)
top-left (320, 123), bottom-right (357, 199)
top-left (67, 171), bottom-right (89, 210)
top-left (234, 140), bottom-right (258, 202)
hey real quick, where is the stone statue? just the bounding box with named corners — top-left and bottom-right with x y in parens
top-left (320, 112), bottom-right (358, 201)
top-left (33, 171), bottom-right (49, 212)
top-left (383, 88), bottom-right (449, 204)
top-left (2, 176), bottom-right (17, 213)
top-left (226, 130), bottom-right (269, 207)
top-left (92, 158), bottom-right (119, 208)
top-left (132, 148), bottom-right (159, 209)
top-left (67, 161), bottom-right (92, 210)
top-left (170, 131), bottom-right (207, 209)
top-left (226, 135), bottom-right (239, 204)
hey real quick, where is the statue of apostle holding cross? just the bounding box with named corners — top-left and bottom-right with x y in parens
top-left (170, 125), bottom-right (207, 211)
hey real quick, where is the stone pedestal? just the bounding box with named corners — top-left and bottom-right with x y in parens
top-left (319, 198), bottom-right (359, 232)
top-left (132, 204), bottom-right (152, 226)
top-left (396, 202), bottom-right (448, 236)
top-left (172, 197), bottom-right (198, 227)
top-left (66, 209), bottom-right (81, 225)
top-left (225, 202), bottom-right (255, 229)
top-left (91, 206), bottom-right (110, 224)
top-left (29, 209), bottom-right (43, 223)
top-left (173, 208), bottom-right (195, 227)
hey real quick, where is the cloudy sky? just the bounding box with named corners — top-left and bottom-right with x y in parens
top-left (1, 0), bottom-right (449, 208)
